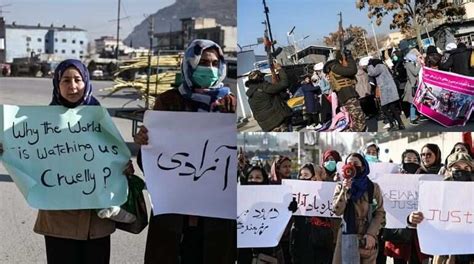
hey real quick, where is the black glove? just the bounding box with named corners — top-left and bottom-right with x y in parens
top-left (343, 48), bottom-right (352, 59)
top-left (288, 197), bottom-right (298, 213)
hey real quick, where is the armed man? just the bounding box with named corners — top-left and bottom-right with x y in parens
top-left (324, 49), bottom-right (367, 132)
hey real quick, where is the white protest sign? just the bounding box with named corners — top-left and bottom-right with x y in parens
top-left (368, 162), bottom-right (400, 180)
top-left (237, 185), bottom-right (293, 248)
top-left (142, 111), bottom-right (236, 220)
top-left (374, 174), bottom-right (441, 228)
top-left (417, 181), bottom-right (474, 255)
top-left (282, 179), bottom-right (340, 218)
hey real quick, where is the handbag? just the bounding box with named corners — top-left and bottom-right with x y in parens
top-left (382, 228), bottom-right (413, 244)
top-left (115, 175), bottom-right (149, 234)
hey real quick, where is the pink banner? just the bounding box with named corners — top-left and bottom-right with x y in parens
top-left (413, 67), bottom-right (474, 127)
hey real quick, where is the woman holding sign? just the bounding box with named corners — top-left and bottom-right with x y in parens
top-left (408, 152), bottom-right (474, 264)
top-left (28, 59), bottom-right (132, 264)
top-left (290, 163), bottom-right (335, 264)
top-left (332, 153), bottom-right (385, 264)
top-left (133, 39), bottom-right (236, 264)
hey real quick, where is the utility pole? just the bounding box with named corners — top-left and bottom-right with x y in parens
top-left (371, 21), bottom-right (381, 58)
top-left (262, 0), bottom-right (275, 53)
top-left (115, 0), bottom-right (121, 60)
top-left (145, 15), bottom-right (154, 109)
top-left (362, 31), bottom-right (369, 56)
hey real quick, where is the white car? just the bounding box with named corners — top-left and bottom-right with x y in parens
top-left (92, 70), bottom-right (104, 78)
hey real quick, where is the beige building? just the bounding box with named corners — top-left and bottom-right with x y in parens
top-left (154, 17), bottom-right (237, 54)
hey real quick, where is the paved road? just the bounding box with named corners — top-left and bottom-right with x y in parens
top-left (238, 109), bottom-right (474, 133)
top-left (0, 77), bottom-right (148, 264)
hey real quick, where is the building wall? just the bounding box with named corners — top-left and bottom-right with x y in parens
top-left (5, 27), bottom-right (87, 62)
top-left (463, 2), bottom-right (474, 19)
top-left (222, 26), bottom-right (237, 53)
top-left (0, 18), bottom-right (5, 63)
top-left (5, 28), bottom-right (49, 62)
top-left (51, 30), bottom-right (87, 60)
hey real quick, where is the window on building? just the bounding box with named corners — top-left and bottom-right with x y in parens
top-left (72, 40), bottom-right (76, 44)
top-left (45, 39), bottom-right (49, 43)
top-left (46, 49), bottom-right (49, 53)
top-left (62, 39), bottom-right (67, 43)
top-left (79, 50), bottom-right (84, 54)
top-left (61, 49), bottom-right (65, 54)
top-left (55, 49), bottom-right (58, 53)
top-left (80, 40), bottom-right (84, 45)
top-left (55, 38), bottom-right (58, 42)
top-left (72, 50), bottom-right (76, 54)
top-left (80, 56), bottom-right (83, 59)
top-left (37, 49), bottom-right (42, 52)
top-left (37, 38), bottom-right (42, 42)
top-left (26, 37), bottom-right (31, 41)
top-left (26, 48), bottom-right (31, 52)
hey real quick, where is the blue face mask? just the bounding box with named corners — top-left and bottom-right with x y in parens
top-left (324, 160), bottom-right (336, 172)
top-left (392, 55), bottom-right (398, 61)
top-left (365, 154), bottom-right (379, 163)
top-left (192, 66), bottom-right (219, 88)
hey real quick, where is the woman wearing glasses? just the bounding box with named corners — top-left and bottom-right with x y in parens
top-left (419, 143), bottom-right (443, 174)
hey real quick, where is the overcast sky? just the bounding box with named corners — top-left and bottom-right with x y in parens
top-left (2, 0), bottom-right (175, 40)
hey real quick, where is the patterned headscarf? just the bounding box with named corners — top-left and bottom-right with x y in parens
top-left (269, 156), bottom-right (291, 184)
top-left (50, 59), bottom-right (100, 107)
top-left (178, 39), bottom-right (229, 112)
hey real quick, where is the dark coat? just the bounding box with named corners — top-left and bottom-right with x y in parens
top-left (246, 70), bottom-right (292, 131)
top-left (330, 58), bottom-right (359, 105)
top-left (439, 46), bottom-right (474, 76)
top-left (142, 88), bottom-right (236, 264)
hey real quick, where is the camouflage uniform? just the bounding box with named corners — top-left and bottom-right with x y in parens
top-left (327, 56), bottom-right (367, 132)
top-left (344, 98), bottom-right (366, 132)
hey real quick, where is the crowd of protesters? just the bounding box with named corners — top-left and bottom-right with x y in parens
top-left (245, 42), bottom-right (474, 132)
top-left (237, 141), bottom-right (474, 264)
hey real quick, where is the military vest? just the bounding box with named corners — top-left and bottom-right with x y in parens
top-left (328, 71), bottom-right (356, 92)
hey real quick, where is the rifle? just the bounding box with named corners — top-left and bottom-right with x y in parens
top-left (337, 12), bottom-right (354, 66)
top-left (263, 20), bottom-right (279, 84)
top-left (338, 12), bottom-right (347, 66)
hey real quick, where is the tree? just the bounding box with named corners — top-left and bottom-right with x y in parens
top-left (356, 0), bottom-right (465, 51)
top-left (324, 25), bottom-right (377, 58)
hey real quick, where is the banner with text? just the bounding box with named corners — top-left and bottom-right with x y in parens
top-left (237, 185), bottom-right (293, 248)
top-left (282, 179), bottom-right (340, 218)
top-left (374, 174), bottom-right (440, 228)
top-left (417, 181), bottom-right (474, 255)
top-left (413, 67), bottom-right (473, 127)
top-left (142, 111), bottom-right (236, 220)
top-left (0, 105), bottom-right (130, 209)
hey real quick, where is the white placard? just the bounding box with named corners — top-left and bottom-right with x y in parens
top-left (142, 111), bottom-right (236, 219)
top-left (417, 181), bottom-right (474, 255)
top-left (237, 185), bottom-right (293, 248)
top-left (374, 174), bottom-right (441, 228)
top-left (282, 179), bottom-right (340, 218)
top-left (368, 162), bottom-right (400, 180)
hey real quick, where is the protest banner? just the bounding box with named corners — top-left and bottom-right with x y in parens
top-left (417, 181), bottom-right (474, 255)
top-left (374, 174), bottom-right (440, 228)
top-left (141, 111), bottom-right (236, 220)
top-left (0, 105), bottom-right (130, 209)
top-left (237, 185), bottom-right (293, 248)
top-left (282, 179), bottom-right (340, 218)
top-left (413, 67), bottom-right (473, 127)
